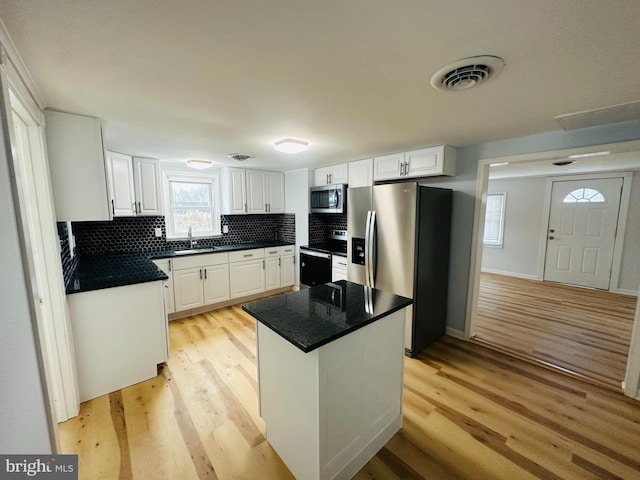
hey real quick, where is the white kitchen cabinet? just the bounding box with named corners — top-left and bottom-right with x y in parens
top-left (348, 158), bottom-right (374, 188)
top-left (373, 145), bottom-right (456, 181)
top-left (266, 171), bottom-right (285, 213)
top-left (332, 255), bottom-right (348, 282)
top-left (172, 252), bottom-right (230, 312)
top-left (314, 163), bottom-right (348, 186)
top-left (203, 263), bottom-right (230, 304)
top-left (152, 259), bottom-right (175, 314)
top-left (265, 256), bottom-right (280, 290)
top-left (281, 246), bottom-right (296, 287)
top-left (222, 168), bottom-right (285, 214)
top-left (132, 156), bottom-right (163, 215)
top-left (106, 151), bottom-right (162, 217)
top-left (221, 167), bottom-right (247, 215)
top-left (44, 109), bottom-right (111, 221)
top-left (246, 169), bottom-right (267, 213)
top-left (105, 151), bottom-right (136, 216)
top-left (229, 248), bottom-right (265, 298)
top-left (68, 281), bottom-right (168, 402)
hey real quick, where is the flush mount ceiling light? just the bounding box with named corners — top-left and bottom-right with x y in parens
top-left (274, 138), bottom-right (309, 154)
top-left (430, 55), bottom-right (505, 91)
top-left (552, 160), bottom-right (577, 167)
top-left (186, 159), bottom-right (213, 169)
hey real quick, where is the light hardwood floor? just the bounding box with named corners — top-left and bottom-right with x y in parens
top-left (59, 303), bottom-right (640, 479)
top-left (473, 273), bottom-right (637, 391)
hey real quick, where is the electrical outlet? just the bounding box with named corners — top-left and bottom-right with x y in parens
top-left (223, 225), bottom-right (229, 234)
top-left (154, 228), bottom-right (162, 237)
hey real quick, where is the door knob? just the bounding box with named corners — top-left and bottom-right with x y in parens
top-left (548, 236), bottom-right (554, 240)
top-left (549, 229), bottom-right (555, 233)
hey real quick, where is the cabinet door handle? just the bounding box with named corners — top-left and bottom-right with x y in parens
top-left (111, 199), bottom-right (115, 215)
top-left (278, 257), bottom-right (281, 266)
top-left (204, 268), bottom-right (207, 279)
top-left (138, 201), bottom-right (141, 214)
top-left (262, 260), bottom-right (265, 269)
top-left (244, 202), bottom-right (247, 213)
top-left (399, 162), bottom-right (404, 176)
top-left (168, 259), bottom-right (172, 272)
top-left (199, 268), bottom-right (203, 280)
top-left (404, 161), bottom-right (409, 176)
top-left (243, 253), bottom-right (253, 258)
top-left (265, 203), bottom-right (268, 212)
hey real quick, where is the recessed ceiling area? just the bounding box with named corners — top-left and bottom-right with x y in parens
top-left (1, 1), bottom-right (639, 170)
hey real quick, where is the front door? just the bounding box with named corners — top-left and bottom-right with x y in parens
top-left (544, 178), bottom-right (623, 289)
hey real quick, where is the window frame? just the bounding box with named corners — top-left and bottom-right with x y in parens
top-left (483, 192), bottom-right (506, 247)
top-left (162, 171), bottom-right (222, 239)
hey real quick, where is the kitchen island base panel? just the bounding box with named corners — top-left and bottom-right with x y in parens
top-left (257, 308), bottom-right (405, 480)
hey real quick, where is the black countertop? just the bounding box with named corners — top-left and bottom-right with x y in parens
top-left (65, 253), bottom-right (168, 294)
top-left (243, 280), bottom-right (412, 353)
top-left (66, 241), bottom-right (295, 295)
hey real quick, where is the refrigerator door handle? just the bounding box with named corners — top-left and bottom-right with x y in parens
top-left (369, 210), bottom-right (377, 288)
top-left (364, 210), bottom-right (372, 287)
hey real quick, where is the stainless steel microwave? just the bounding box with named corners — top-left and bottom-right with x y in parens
top-left (310, 184), bottom-right (346, 213)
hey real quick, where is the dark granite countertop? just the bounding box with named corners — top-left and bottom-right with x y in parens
top-left (149, 241), bottom-right (294, 259)
top-left (66, 241), bottom-right (296, 295)
top-left (243, 280), bottom-right (412, 353)
top-left (66, 253), bottom-right (167, 295)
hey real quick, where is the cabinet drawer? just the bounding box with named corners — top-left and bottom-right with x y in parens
top-left (264, 247), bottom-right (282, 258)
top-left (280, 245), bottom-right (295, 256)
top-left (332, 255), bottom-right (348, 270)
top-left (228, 248), bottom-right (265, 263)
top-left (172, 252), bottom-right (228, 270)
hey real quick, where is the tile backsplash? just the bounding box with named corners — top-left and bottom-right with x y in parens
top-left (71, 214), bottom-right (295, 256)
top-left (309, 213), bottom-right (347, 244)
top-left (56, 222), bottom-right (78, 289)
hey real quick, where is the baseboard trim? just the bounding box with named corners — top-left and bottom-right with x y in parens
top-left (481, 268), bottom-right (538, 280)
top-left (445, 327), bottom-right (466, 340)
top-left (612, 288), bottom-right (638, 297)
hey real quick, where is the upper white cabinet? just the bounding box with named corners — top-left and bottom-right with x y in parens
top-left (133, 157), bottom-right (163, 215)
top-left (314, 163), bottom-right (348, 186)
top-left (373, 145), bottom-right (456, 182)
top-left (105, 151), bottom-right (162, 217)
top-left (222, 167), bottom-right (284, 214)
top-left (44, 110), bottom-right (111, 221)
top-left (348, 158), bottom-right (374, 188)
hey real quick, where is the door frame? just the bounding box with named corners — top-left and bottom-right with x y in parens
top-left (465, 139), bottom-right (640, 399)
top-left (536, 172), bottom-right (633, 293)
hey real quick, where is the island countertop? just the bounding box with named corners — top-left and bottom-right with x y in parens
top-left (242, 280), bottom-right (412, 353)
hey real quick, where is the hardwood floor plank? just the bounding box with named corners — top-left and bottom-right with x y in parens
top-left (108, 391), bottom-right (133, 480)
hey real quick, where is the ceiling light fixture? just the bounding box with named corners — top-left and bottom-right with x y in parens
top-left (274, 138), bottom-right (309, 154)
top-left (552, 160), bottom-right (576, 167)
top-left (186, 159), bottom-right (213, 169)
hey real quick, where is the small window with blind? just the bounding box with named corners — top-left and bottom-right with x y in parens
top-left (483, 193), bottom-right (506, 247)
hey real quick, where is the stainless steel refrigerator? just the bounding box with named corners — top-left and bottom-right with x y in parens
top-left (347, 182), bottom-right (452, 356)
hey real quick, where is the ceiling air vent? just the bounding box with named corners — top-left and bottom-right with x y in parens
top-left (228, 153), bottom-right (253, 162)
top-left (430, 55), bottom-right (505, 91)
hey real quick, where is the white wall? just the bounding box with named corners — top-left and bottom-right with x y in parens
top-left (285, 169), bottom-right (312, 287)
top-left (482, 177), bottom-right (546, 278)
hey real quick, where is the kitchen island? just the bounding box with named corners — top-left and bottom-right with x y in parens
top-left (243, 281), bottom-right (412, 480)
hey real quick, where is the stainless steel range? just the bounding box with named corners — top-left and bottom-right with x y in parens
top-left (300, 230), bottom-right (347, 287)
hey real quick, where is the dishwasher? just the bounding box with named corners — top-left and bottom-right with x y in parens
top-left (299, 247), bottom-right (332, 287)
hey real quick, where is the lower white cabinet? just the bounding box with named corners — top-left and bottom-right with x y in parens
top-left (173, 253), bottom-right (230, 312)
top-left (152, 259), bottom-right (175, 314)
top-left (229, 248), bottom-right (266, 299)
top-left (332, 255), bottom-right (348, 282)
top-left (68, 281), bottom-right (168, 402)
top-left (265, 246), bottom-right (296, 290)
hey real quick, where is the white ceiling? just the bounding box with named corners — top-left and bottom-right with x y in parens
top-left (1, 1), bottom-right (640, 171)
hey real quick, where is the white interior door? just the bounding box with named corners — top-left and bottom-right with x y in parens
top-left (544, 178), bottom-right (623, 289)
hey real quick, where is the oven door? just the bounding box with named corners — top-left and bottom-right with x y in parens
top-left (300, 249), bottom-right (332, 287)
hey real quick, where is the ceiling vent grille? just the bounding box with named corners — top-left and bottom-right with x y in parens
top-left (228, 153), bottom-right (253, 161)
top-left (431, 55), bottom-right (504, 91)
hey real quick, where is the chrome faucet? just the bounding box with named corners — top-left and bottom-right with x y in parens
top-left (188, 225), bottom-right (195, 248)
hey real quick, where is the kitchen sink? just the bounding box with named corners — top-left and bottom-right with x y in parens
top-left (173, 247), bottom-right (217, 255)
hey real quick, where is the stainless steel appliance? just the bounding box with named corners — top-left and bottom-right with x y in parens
top-left (300, 230), bottom-right (347, 287)
top-left (310, 184), bottom-right (347, 213)
top-left (347, 182), bottom-right (452, 356)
